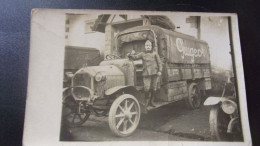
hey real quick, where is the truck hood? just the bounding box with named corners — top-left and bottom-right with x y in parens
top-left (75, 65), bottom-right (124, 77)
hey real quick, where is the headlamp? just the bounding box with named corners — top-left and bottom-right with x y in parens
top-left (221, 100), bottom-right (237, 114)
top-left (95, 72), bottom-right (106, 82)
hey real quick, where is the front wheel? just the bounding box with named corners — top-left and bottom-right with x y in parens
top-left (210, 105), bottom-right (232, 141)
top-left (108, 94), bottom-right (141, 137)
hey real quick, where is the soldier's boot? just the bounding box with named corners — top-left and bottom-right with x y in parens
top-left (148, 90), bottom-right (156, 107)
top-left (145, 91), bottom-right (150, 107)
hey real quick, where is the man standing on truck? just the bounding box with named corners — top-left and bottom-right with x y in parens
top-left (128, 40), bottom-right (163, 107)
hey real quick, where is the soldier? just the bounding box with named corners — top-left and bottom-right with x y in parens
top-left (128, 40), bottom-right (162, 107)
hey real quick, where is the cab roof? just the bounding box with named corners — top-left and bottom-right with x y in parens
top-left (117, 25), bottom-right (207, 44)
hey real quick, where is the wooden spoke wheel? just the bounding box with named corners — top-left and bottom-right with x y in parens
top-left (185, 83), bottom-right (201, 109)
top-left (108, 94), bottom-right (141, 137)
top-left (62, 96), bottom-right (90, 127)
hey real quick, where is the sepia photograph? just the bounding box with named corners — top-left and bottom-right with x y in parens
top-left (2, 0), bottom-right (260, 145)
top-left (22, 9), bottom-right (252, 146)
top-left (60, 12), bottom-right (244, 142)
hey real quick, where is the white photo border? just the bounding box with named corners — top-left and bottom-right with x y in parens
top-left (23, 9), bottom-right (252, 146)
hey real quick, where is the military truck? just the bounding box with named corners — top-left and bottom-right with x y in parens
top-left (62, 25), bottom-right (212, 137)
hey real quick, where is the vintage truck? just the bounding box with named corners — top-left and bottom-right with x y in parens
top-left (62, 25), bottom-right (212, 137)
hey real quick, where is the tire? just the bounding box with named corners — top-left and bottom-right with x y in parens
top-left (209, 105), bottom-right (232, 141)
top-left (200, 90), bottom-right (207, 102)
top-left (230, 119), bottom-right (243, 141)
top-left (185, 83), bottom-right (201, 109)
top-left (62, 96), bottom-right (90, 127)
top-left (108, 94), bottom-right (141, 137)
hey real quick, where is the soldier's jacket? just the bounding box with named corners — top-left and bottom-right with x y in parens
top-left (130, 52), bottom-right (162, 76)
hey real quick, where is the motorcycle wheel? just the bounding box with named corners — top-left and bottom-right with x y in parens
top-left (209, 105), bottom-right (232, 141)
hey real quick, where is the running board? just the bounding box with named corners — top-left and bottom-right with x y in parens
top-left (147, 99), bottom-right (182, 111)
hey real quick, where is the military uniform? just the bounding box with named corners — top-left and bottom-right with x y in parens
top-left (129, 52), bottom-right (162, 92)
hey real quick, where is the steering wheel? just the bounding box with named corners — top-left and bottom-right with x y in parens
top-left (105, 54), bottom-right (121, 60)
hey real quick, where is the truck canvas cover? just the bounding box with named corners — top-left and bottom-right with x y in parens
top-left (165, 31), bottom-right (210, 64)
top-left (117, 25), bottom-right (210, 64)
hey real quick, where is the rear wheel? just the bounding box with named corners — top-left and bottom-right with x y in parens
top-left (185, 83), bottom-right (201, 109)
top-left (108, 94), bottom-right (141, 137)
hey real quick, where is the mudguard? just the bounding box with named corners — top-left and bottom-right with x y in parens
top-left (105, 86), bottom-right (147, 113)
top-left (227, 117), bottom-right (239, 133)
top-left (204, 96), bottom-right (229, 106)
top-left (105, 86), bottom-right (129, 95)
top-left (105, 86), bottom-right (141, 101)
top-left (63, 87), bottom-right (71, 100)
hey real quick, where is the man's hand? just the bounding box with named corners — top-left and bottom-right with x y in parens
top-left (157, 71), bottom-right (162, 76)
top-left (127, 53), bottom-right (132, 60)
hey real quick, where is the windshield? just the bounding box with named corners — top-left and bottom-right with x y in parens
top-left (117, 30), bottom-right (155, 58)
